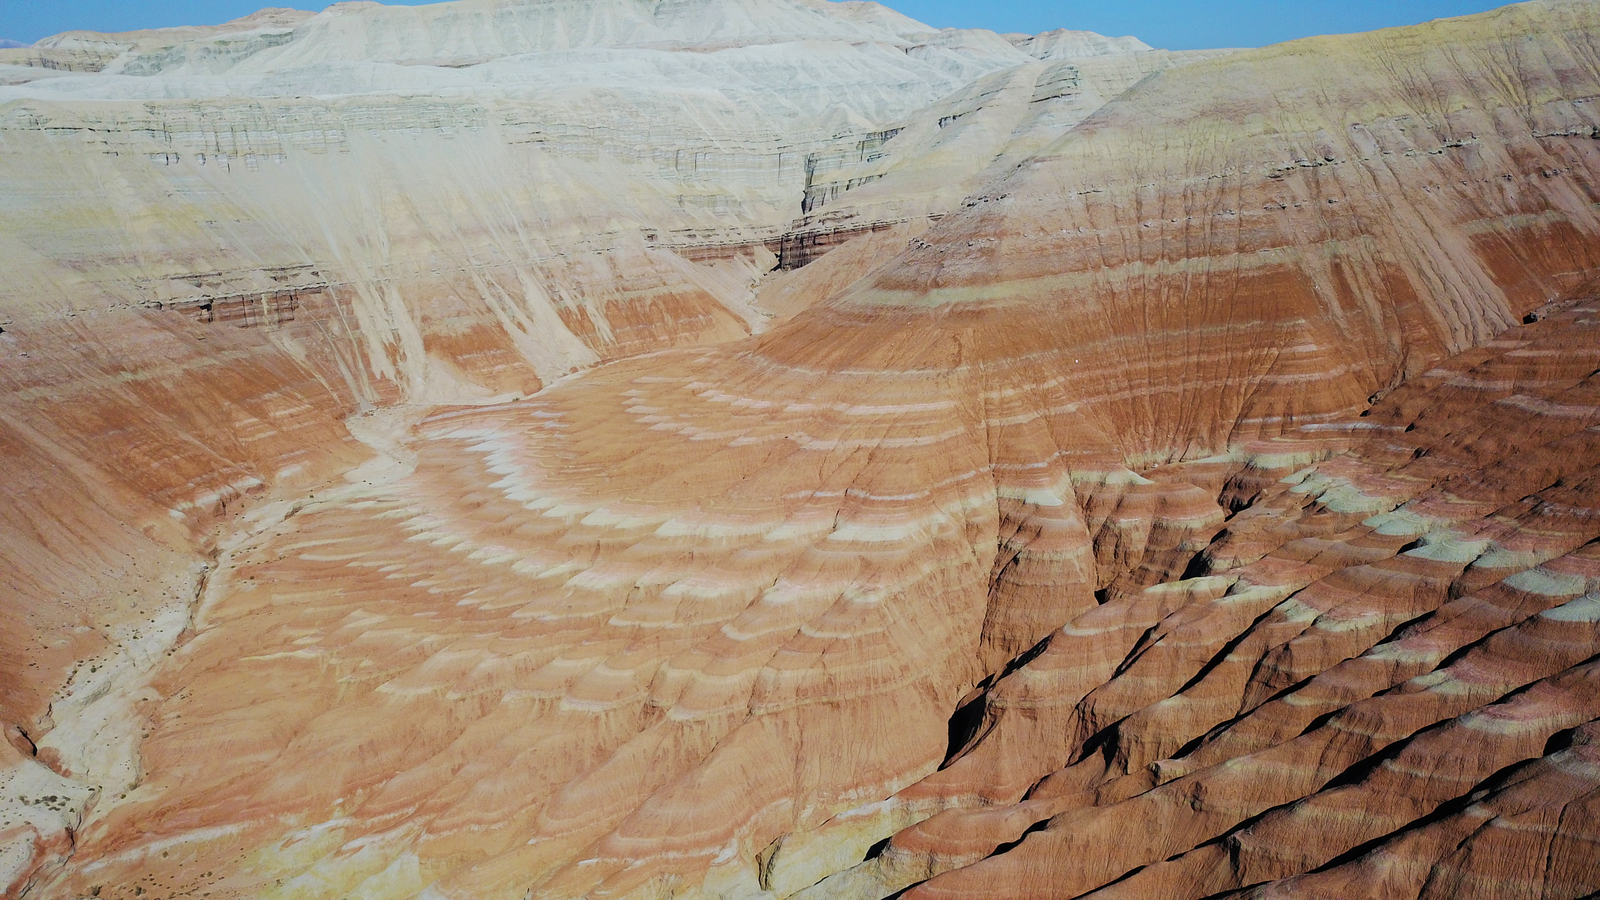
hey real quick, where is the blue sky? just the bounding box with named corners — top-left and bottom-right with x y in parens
top-left (0, 0), bottom-right (1518, 49)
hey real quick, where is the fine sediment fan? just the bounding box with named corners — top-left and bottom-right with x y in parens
top-left (8, 1), bottom-right (1600, 899)
top-left (0, 0), bottom-right (1059, 800)
top-left (0, 2), bottom-right (1185, 892)
top-left (0, 0), bottom-right (1180, 821)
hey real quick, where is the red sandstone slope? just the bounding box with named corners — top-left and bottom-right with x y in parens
top-left (801, 293), bottom-right (1600, 900)
top-left (0, 0), bottom-right (1119, 773)
top-left (8, 2), bottom-right (1600, 899)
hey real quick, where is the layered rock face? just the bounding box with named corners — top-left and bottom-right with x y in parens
top-left (792, 293), bottom-right (1600, 900)
top-left (5, 0), bottom-right (1600, 899)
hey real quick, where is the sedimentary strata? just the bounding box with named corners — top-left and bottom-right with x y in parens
top-left (5, 1), bottom-right (1600, 899)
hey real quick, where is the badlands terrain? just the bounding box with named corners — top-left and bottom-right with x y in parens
top-left (3, 0), bottom-right (1600, 897)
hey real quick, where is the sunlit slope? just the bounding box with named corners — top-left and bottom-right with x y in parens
top-left (17, 3), bottom-right (1600, 899)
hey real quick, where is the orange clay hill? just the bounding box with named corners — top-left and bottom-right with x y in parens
top-left (2, 0), bottom-right (1600, 898)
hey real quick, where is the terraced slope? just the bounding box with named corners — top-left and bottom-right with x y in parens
top-left (6, 1), bottom-right (1600, 899)
top-left (803, 295), bottom-right (1600, 900)
top-left (0, 10), bottom-right (1167, 883)
top-left (0, 10), bottom-right (1174, 824)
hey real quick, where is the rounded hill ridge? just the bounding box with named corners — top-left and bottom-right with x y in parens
top-left (2, 1), bottom-right (1599, 899)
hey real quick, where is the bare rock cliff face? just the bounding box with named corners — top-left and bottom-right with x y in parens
top-left (3, 1), bottom-right (1600, 899)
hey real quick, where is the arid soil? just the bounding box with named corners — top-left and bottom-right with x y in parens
top-left (3, 1), bottom-right (1600, 898)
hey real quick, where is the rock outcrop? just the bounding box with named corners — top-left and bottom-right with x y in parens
top-left (5, 1), bottom-right (1600, 899)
